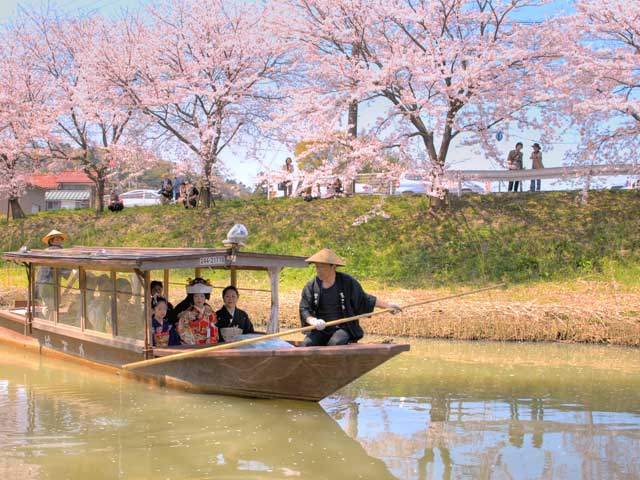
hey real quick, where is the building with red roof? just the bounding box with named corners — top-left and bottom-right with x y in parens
top-left (1, 171), bottom-right (95, 216)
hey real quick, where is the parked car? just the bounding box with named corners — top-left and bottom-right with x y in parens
top-left (395, 173), bottom-right (431, 194)
top-left (394, 172), bottom-right (484, 195)
top-left (118, 189), bottom-right (162, 207)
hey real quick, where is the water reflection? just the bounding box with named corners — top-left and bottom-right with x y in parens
top-left (0, 339), bottom-right (639, 479)
top-left (324, 339), bottom-right (640, 480)
top-left (0, 344), bottom-right (393, 479)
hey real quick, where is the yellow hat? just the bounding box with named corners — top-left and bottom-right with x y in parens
top-left (42, 229), bottom-right (68, 245)
top-left (305, 248), bottom-right (346, 266)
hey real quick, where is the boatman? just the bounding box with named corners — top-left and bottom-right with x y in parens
top-left (36, 230), bottom-right (69, 319)
top-left (299, 248), bottom-right (401, 347)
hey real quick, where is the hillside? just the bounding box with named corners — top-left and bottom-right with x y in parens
top-left (1, 190), bottom-right (639, 346)
top-left (1, 190), bottom-right (639, 287)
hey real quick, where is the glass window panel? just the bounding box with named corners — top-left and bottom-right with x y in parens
top-left (34, 265), bottom-right (55, 321)
top-left (58, 268), bottom-right (81, 328)
top-left (116, 273), bottom-right (144, 341)
top-left (85, 271), bottom-right (113, 334)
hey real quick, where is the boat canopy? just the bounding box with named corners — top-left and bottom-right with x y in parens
top-left (4, 246), bottom-right (309, 272)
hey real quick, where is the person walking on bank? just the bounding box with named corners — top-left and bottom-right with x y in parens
top-left (507, 142), bottom-right (523, 192)
top-left (530, 143), bottom-right (544, 191)
top-left (299, 248), bottom-right (401, 347)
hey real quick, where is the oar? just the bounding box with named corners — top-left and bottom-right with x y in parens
top-left (122, 283), bottom-right (505, 371)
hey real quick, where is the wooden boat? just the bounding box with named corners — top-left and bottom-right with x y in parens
top-left (1, 243), bottom-right (409, 401)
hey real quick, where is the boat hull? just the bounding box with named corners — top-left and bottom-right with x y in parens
top-left (127, 343), bottom-right (410, 401)
top-left (1, 310), bottom-right (409, 401)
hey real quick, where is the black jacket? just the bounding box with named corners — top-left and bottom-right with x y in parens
top-left (299, 272), bottom-right (376, 341)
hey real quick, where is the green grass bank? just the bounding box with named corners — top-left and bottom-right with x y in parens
top-left (1, 190), bottom-right (639, 346)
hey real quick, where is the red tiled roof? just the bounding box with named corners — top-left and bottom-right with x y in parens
top-left (27, 171), bottom-right (93, 189)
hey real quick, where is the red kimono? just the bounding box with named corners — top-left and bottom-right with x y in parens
top-left (177, 304), bottom-right (218, 345)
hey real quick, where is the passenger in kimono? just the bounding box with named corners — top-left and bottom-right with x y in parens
top-left (215, 285), bottom-right (255, 342)
top-left (150, 280), bottom-right (176, 325)
top-left (151, 296), bottom-right (181, 347)
top-left (177, 280), bottom-right (218, 345)
top-left (299, 248), bottom-right (401, 347)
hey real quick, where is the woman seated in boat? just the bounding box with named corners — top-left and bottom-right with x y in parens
top-left (173, 277), bottom-right (206, 317)
top-left (176, 279), bottom-right (219, 345)
top-left (116, 278), bottom-right (143, 339)
top-left (86, 273), bottom-right (113, 333)
top-left (215, 285), bottom-right (255, 342)
top-left (151, 296), bottom-right (181, 347)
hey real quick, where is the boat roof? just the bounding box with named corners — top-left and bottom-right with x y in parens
top-left (3, 246), bottom-right (309, 271)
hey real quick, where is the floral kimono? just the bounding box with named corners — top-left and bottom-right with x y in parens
top-left (177, 304), bottom-right (218, 345)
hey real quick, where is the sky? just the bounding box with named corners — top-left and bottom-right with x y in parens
top-left (0, 0), bottom-right (631, 190)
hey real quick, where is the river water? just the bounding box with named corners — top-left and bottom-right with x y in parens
top-left (0, 338), bottom-right (638, 479)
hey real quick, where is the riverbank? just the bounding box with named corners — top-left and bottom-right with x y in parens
top-left (1, 274), bottom-right (638, 346)
top-left (1, 190), bottom-right (638, 346)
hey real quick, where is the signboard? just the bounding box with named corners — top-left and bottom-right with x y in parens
top-left (199, 256), bottom-right (226, 266)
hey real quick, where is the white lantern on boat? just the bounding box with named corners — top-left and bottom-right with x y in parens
top-left (223, 224), bottom-right (248, 247)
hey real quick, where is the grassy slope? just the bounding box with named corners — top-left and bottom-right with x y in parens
top-left (1, 190), bottom-right (639, 345)
top-left (1, 190), bottom-right (639, 288)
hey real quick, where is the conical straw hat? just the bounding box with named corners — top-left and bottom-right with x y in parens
top-left (42, 229), bottom-right (68, 245)
top-left (305, 248), bottom-right (346, 266)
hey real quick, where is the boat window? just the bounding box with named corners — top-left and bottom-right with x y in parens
top-left (115, 273), bottom-right (144, 340)
top-left (34, 265), bottom-right (55, 322)
top-left (58, 267), bottom-right (81, 328)
top-left (85, 271), bottom-right (113, 334)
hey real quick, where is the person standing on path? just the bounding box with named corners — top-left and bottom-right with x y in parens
top-left (530, 143), bottom-right (544, 191)
top-left (507, 142), bottom-right (523, 192)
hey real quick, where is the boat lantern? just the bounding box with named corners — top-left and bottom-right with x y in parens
top-left (223, 224), bottom-right (248, 248)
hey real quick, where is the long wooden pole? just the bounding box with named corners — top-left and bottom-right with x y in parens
top-left (123, 283), bottom-right (505, 371)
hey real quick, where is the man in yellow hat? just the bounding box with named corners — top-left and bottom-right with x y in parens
top-left (42, 229), bottom-right (68, 248)
top-left (299, 248), bottom-right (401, 347)
top-left (36, 230), bottom-right (70, 320)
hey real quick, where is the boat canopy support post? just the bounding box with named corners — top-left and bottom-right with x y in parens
top-left (163, 269), bottom-right (170, 301)
top-left (267, 267), bottom-right (281, 334)
top-left (25, 263), bottom-right (33, 335)
top-left (230, 267), bottom-right (237, 287)
top-left (137, 269), bottom-right (153, 359)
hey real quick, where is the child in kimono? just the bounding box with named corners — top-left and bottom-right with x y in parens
top-left (177, 280), bottom-right (218, 345)
top-left (152, 297), bottom-right (181, 347)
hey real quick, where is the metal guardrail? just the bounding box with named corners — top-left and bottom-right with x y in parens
top-left (446, 164), bottom-right (639, 182)
top-left (267, 164), bottom-right (638, 198)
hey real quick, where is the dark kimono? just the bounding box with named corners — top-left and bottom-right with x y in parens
top-left (299, 272), bottom-right (377, 342)
top-left (152, 315), bottom-right (181, 347)
top-left (215, 307), bottom-right (255, 341)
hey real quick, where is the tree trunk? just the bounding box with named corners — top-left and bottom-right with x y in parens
top-left (348, 100), bottom-right (358, 138)
top-left (8, 197), bottom-right (25, 220)
top-left (95, 178), bottom-right (105, 214)
top-left (200, 161), bottom-right (216, 208)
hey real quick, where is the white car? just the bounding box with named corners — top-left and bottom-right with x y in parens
top-left (394, 172), bottom-right (484, 195)
top-left (118, 189), bottom-right (163, 207)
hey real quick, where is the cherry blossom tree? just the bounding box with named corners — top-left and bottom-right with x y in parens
top-left (562, 1), bottom-right (640, 169)
top-left (98, 0), bottom-right (291, 208)
top-left (15, 10), bottom-right (153, 214)
top-left (273, 0), bottom-right (562, 199)
top-left (0, 20), bottom-right (54, 219)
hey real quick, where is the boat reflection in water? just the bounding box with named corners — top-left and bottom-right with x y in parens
top-left (0, 343), bottom-right (395, 480)
top-left (323, 339), bottom-right (640, 480)
top-left (2, 339), bottom-right (639, 480)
